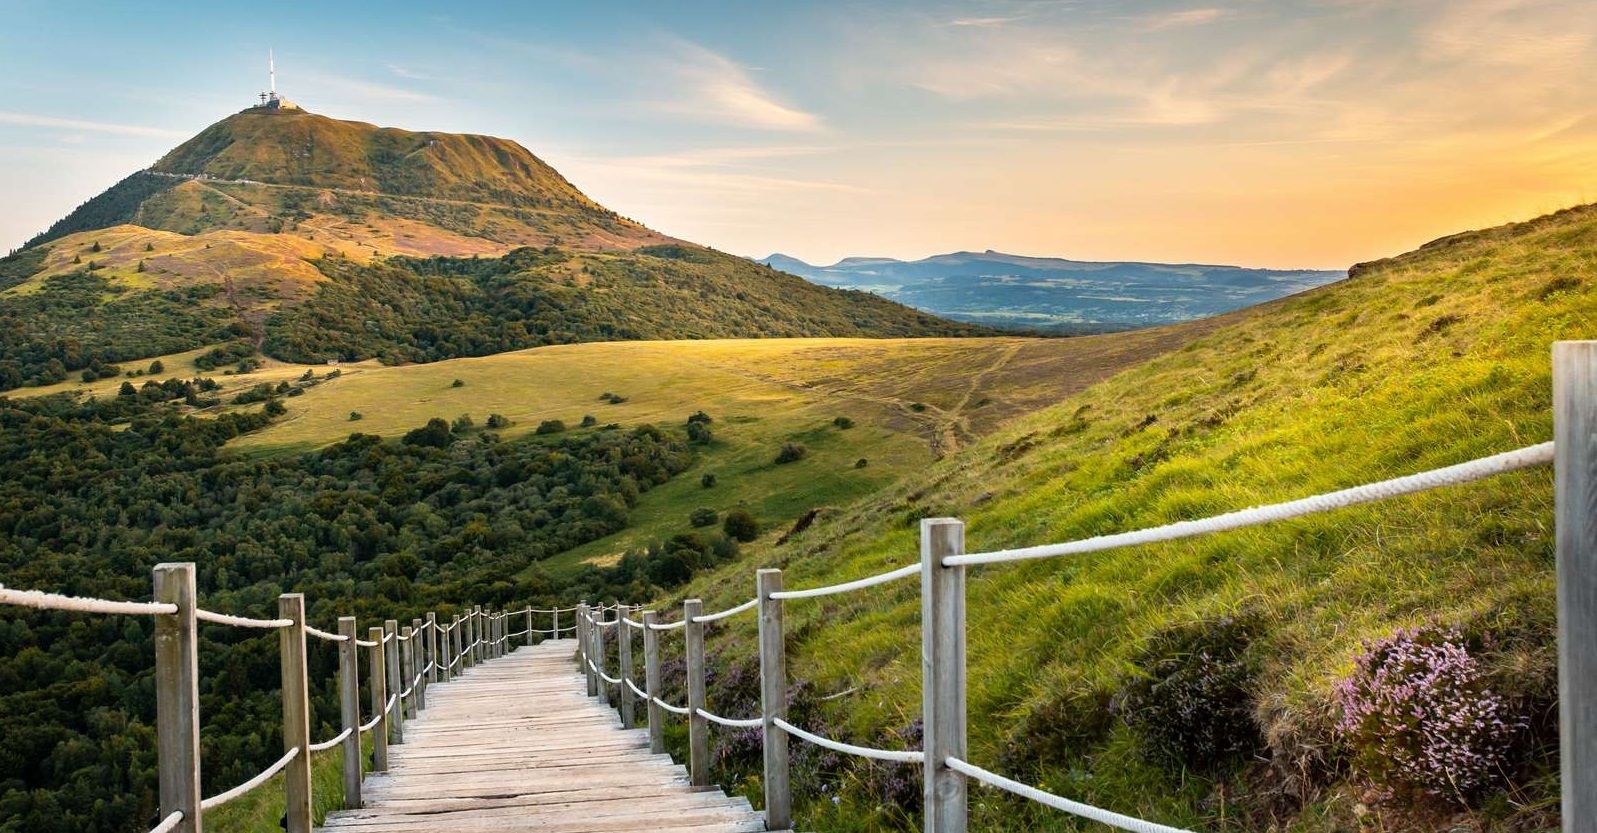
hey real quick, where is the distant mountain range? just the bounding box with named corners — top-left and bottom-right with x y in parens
top-left (762, 250), bottom-right (1346, 332)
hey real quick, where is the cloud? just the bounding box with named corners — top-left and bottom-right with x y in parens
top-left (385, 63), bottom-right (432, 81)
top-left (659, 42), bottom-right (822, 132)
top-left (0, 110), bottom-right (188, 139)
top-left (299, 71), bottom-right (437, 103)
top-left (1143, 7), bottom-right (1229, 30)
top-left (947, 16), bottom-right (1020, 27)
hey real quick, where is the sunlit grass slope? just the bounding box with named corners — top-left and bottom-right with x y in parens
top-left (667, 205), bottom-right (1597, 831)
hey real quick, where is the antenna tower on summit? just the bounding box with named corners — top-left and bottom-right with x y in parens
top-left (253, 49), bottom-right (296, 111)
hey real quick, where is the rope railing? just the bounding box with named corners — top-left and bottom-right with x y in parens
top-left (305, 624), bottom-right (348, 642)
top-left (690, 597), bottom-right (757, 623)
top-left (696, 708), bottom-right (763, 729)
top-left (774, 718), bottom-right (923, 763)
top-left (148, 811), bottom-right (184, 833)
top-left (200, 747), bottom-right (300, 811)
top-left (0, 586), bottom-right (176, 616)
top-left (308, 727), bottom-right (353, 753)
top-left (654, 696), bottom-right (691, 716)
top-left (946, 756), bottom-right (1191, 833)
top-left (768, 563), bottom-right (919, 600)
top-left (195, 608), bottom-right (293, 629)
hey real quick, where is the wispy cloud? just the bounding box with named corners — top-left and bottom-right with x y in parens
top-left (0, 110), bottom-right (188, 138)
top-left (385, 63), bottom-right (432, 81)
top-left (658, 41), bottom-right (823, 132)
top-left (1143, 7), bottom-right (1229, 30)
top-left (299, 71), bottom-right (437, 103)
top-left (947, 16), bottom-right (1019, 27)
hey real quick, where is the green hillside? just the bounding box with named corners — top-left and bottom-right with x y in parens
top-left (661, 205), bottom-right (1597, 831)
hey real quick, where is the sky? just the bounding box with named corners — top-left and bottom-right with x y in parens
top-left (1, 0), bottom-right (1594, 269)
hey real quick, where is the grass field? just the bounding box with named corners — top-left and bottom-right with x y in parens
top-left (654, 205), bottom-right (1597, 831)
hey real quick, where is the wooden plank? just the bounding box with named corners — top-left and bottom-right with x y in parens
top-left (317, 638), bottom-right (766, 833)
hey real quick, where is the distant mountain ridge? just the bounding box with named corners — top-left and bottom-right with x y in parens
top-left (763, 249), bottom-right (1346, 331)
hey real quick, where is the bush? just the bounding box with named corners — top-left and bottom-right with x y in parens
top-left (403, 417), bottom-right (454, 448)
top-left (688, 411), bottom-right (712, 424)
top-left (854, 458), bottom-right (868, 469)
top-left (833, 416), bottom-right (854, 429)
top-left (700, 473), bottom-right (717, 488)
top-left (723, 509), bottom-right (760, 542)
top-left (1116, 616), bottom-right (1261, 774)
top-left (486, 413), bottom-right (511, 429)
top-left (1334, 625), bottom-right (1528, 804)
top-left (451, 378), bottom-right (465, 388)
top-left (687, 421), bottom-right (713, 445)
top-left (452, 414), bottom-right (474, 434)
top-left (535, 419), bottom-right (567, 435)
top-left (348, 411), bottom-right (363, 421)
top-left (599, 392), bottom-right (627, 404)
top-left (581, 414), bottom-right (598, 427)
top-left (263, 399), bottom-right (287, 417)
top-left (774, 442), bottom-right (808, 464)
top-left (148, 360), bottom-right (164, 374)
top-left (909, 402), bottom-right (927, 412)
top-left (690, 508), bottom-right (718, 528)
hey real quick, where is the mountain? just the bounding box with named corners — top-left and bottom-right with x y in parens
top-left (688, 205), bottom-right (1597, 830)
top-left (763, 249), bottom-right (1345, 331)
top-left (0, 107), bottom-right (981, 391)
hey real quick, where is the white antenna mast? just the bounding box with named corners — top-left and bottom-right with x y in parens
top-left (269, 49), bottom-right (276, 94)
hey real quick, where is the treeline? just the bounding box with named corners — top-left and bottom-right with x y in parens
top-left (0, 392), bottom-right (702, 832)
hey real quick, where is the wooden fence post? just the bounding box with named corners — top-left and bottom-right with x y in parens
top-left (336, 616), bottom-right (362, 809)
top-left (595, 609), bottom-right (610, 704)
top-left (579, 603), bottom-right (596, 696)
top-left (278, 594), bottom-right (313, 833)
top-left (757, 569), bottom-right (791, 831)
top-left (921, 518), bottom-right (968, 833)
top-left (526, 607), bottom-right (535, 648)
top-left (619, 609), bottom-right (636, 728)
top-left (449, 615), bottom-right (460, 679)
top-left (1555, 341), bottom-right (1597, 833)
top-left (427, 612), bottom-right (439, 686)
top-left (367, 627), bottom-right (389, 770)
top-left (473, 605), bottom-right (485, 664)
top-left (384, 619), bottom-right (404, 744)
top-left (496, 611), bottom-right (505, 657)
top-left (153, 563), bottom-right (201, 833)
top-left (642, 610), bottom-right (664, 754)
top-left (400, 625), bottom-right (415, 719)
top-left (411, 617), bottom-right (425, 709)
top-left (553, 606), bottom-right (561, 638)
top-left (685, 598), bottom-right (709, 787)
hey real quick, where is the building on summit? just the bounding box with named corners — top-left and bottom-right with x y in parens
top-left (253, 49), bottom-right (300, 112)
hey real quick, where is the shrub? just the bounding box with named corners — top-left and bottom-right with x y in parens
top-left (486, 413), bottom-right (511, 429)
top-left (535, 419), bottom-right (567, 435)
top-left (263, 399), bottom-right (287, 417)
top-left (148, 360), bottom-right (163, 374)
top-left (833, 416), bottom-right (854, 429)
top-left (775, 442), bottom-right (808, 464)
top-left (690, 508), bottom-right (718, 528)
top-left (402, 417), bottom-right (454, 448)
top-left (688, 410), bottom-right (713, 424)
top-left (1334, 625), bottom-right (1528, 804)
top-left (687, 421), bottom-right (713, 444)
top-left (723, 509), bottom-right (760, 542)
top-left (908, 402), bottom-right (927, 412)
top-left (581, 414), bottom-right (598, 427)
top-left (599, 392), bottom-right (627, 404)
top-left (452, 414), bottom-right (474, 434)
top-left (451, 378), bottom-right (465, 388)
top-left (348, 411), bottom-right (363, 421)
top-left (700, 473), bottom-right (717, 488)
top-left (81, 369), bottom-right (97, 383)
top-left (1116, 616), bottom-right (1261, 774)
top-left (854, 458), bottom-right (868, 469)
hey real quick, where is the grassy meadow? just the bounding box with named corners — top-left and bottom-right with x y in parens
top-left (650, 206), bottom-right (1597, 831)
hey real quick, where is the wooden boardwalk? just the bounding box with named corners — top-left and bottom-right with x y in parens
top-left (319, 638), bottom-right (773, 833)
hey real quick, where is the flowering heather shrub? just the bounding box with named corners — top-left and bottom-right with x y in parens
top-left (1334, 625), bottom-right (1526, 803)
top-left (856, 719), bottom-right (923, 815)
top-left (1117, 615), bottom-right (1261, 773)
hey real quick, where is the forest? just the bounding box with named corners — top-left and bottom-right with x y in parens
top-left (0, 389), bottom-right (722, 833)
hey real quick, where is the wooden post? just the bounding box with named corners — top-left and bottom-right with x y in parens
top-left (400, 625), bottom-right (416, 719)
top-left (1555, 341), bottom-right (1597, 833)
top-left (411, 617), bottom-right (425, 709)
top-left (474, 605), bottom-right (485, 664)
top-left (685, 598), bottom-right (709, 787)
top-left (427, 612), bottom-right (439, 686)
top-left (579, 603), bottom-right (596, 696)
top-left (553, 606), bottom-right (561, 638)
top-left (278, 594), bottom-right (313, 833)
top-left (464, 607), bottom-right (476, 669)
top-left (595, 609), bottom-right (610, 704)
top-left (367, 627), bottom-right (389, 770)
top-left (921, 518), bottom-right (967, 833)
top-left (448, 615), bottom-right (460, 680)
top-left (495, 611), bottom-right (504, 657)
top-left (619, 608), bottom-right (636, 728)
top-left (642, 610), bottom-right (664, 754)
top-left (384, 619), bottom-right (404, 744)
top-left (757, 569), bottom-right (791, 831)
top-left (153, 563), bottom-right (201, 833)
top-left (336, 616), bottom-right (362, 809)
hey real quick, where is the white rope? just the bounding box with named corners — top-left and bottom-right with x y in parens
top-left (626, 678), bottom-right (648, 699)
top-left (382, 632), bottom-right (394, 644)
top-left (946, 757), bottom-right (1193, 833)
top-left (359, 711), bottom-right (383, 733)
top-left (773, 718), bottom-right (923, 763)
top-left (592, 617), bottom-right (619, 627)
top-left (308, 727), bottom-right (353, 753)
top-left (505, 628), bottom-right (530, 639)
top-left (586, 658), bottom-right (621, 684)
top-left (305, 625), bottom-right (348, 642)
top-left (395, 630), bottom-right (412, 642)
top-left (0, 586), bottom-right (176, 616)
top-left (947, 441), bottom-right (1555, 567)
top-left (356, 638), bottom-right (378, 648)
top-left (622, 616), bottom-right (645, 630)
top-left (195, 609), bottom-right (292, 629)
top-left (696, 708), bottom-right (764, 729)
top-left (648, 618), bottom-right (687, 631)
top-left (384, 693), bottom-right (397, 715)
top-left (691, 598), bottom-right (758, 623)
top-left (530, 606), bottom-right (576, 614)
top-left (148, 811), bottom-right (184, 833)
top-left (200, 747), bottom-right (300, 811)
top-left (654, 696), bottom-right (691, 716)
top-left (769, 563), bottom-right (920, 600)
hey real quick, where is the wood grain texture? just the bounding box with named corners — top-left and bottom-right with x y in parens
top-left (318, 639), bottom-right (777, 833)
top-left (1555, 341), bottom-right (1597, 833)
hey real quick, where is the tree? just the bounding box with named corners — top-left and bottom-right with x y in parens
top-left (686, 421), bottom-right (713, 445)
top-left (148, 360), bottom-right (164, 374)
top-left (486, 414), bottom-right (511, 429)
top-left (90, 241), bottom-right (102, 252)
top-left (535, 419), bottom-right (567, 435)
top-left (581, 414), bottom-right (598, 427)
top-left (855, 458), bottom-right (869, 468)
top-left (263, 399), bottom-right (287, 417)
top-left (700, 473), bottom-right (717, 489)
top-left (403, 417), bottom-right (454, 448)
top-left (723, 509), bottom-right (759, 542)
top-left (144, 242), bottom-right (154, 252)
top-left (775, 442), bottom-right (808, 464)
top-left (452, 414), bottom-right (475, 434)
top-left (690, 508), bottom-right (718, 528)
top-left (118, 381), bottom-right (136, 397)
top-left (688, 411), bottom-right (713, 424)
